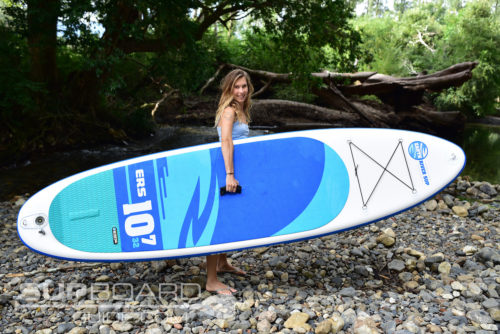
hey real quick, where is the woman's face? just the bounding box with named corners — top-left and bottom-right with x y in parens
top-left (232, 76), bottom-right (248, 104)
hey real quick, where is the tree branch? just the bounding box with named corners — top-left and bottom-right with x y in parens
top-left (199, 64), bottom-right (227, 94)
top-left (252, 79), bottom-right (273, 98)
top-left (413, 29), bottom-right (436, 53)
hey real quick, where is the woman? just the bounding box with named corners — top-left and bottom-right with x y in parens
top-left (205, 69), bottom-right (254, 295)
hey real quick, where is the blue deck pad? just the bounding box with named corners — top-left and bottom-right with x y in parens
top-left (113, 161), bottom-right (164, 252)
top-left (49, 171), bottom-right (122, 253)
top-left (210, 137), bottom-right (348, 245)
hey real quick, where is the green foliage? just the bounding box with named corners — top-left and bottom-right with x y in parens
top-left (253, 0), bottom-right (360, 74)
top-left (355, 0), bottom-right (500, 117)
top-left (433, 0), bottom-right (500, 116)
top-left (355, 16), bottom-right (406, 75)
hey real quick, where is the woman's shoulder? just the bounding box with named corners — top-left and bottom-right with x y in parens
top-left (223, 105), bottom-right (237, 114)
top-left (222, 106), bottom-right (237, 119)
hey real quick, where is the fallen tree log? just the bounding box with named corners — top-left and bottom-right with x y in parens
top-left (155, 98), bottom-right (360, 127)
top-left (153, 95), bottom-right (464, 139)
top-left (200, 62), bottom-right (477, 111)
top-left (339, 61), bottom-right (478, 109)
top-left (251, 99), bottom-right (360, 126)
top-left (191, 62), bottom-right (476, 138)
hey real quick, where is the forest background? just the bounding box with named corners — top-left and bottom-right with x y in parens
top-left (0, 0), bottom-right (499, 164)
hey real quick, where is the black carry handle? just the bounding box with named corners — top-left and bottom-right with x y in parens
top-left (220, 185), bottom-right (242, 196)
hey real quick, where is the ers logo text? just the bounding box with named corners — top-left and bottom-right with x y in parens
top-left (136, 169), bottom-right (146, 197)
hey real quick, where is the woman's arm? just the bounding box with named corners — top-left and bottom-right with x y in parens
top-left (219, 107), bottom-right (239, 192)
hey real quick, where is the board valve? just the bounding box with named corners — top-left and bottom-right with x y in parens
top-left (20, 214), bottom-right (48, 229)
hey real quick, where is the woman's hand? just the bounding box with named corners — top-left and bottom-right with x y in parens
top-left (226, 174), bottom-right (239, 192)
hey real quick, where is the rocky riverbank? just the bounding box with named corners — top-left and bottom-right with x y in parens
top-left (0, 177), bottom-right (499, 334)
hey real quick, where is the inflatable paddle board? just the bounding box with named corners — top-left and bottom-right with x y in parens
top-left (17, 129), bottom-right (465, 261)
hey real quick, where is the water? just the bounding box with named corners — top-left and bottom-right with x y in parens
top-left (1, 124), bottom-right (498, 202)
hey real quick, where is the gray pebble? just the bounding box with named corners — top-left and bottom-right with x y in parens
top-left (339, 287), bottom-right (356, 297)
top-left (388, 259), bottom-right (405, 272)
top-left (466, 309), bottom-right (493, 324)
top-left (57, 323), bottom-right (76, 333)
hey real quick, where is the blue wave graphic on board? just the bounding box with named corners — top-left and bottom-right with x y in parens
top-left (157, 137), bottom-right (347, 250)
top-left (154, 157), bottom-right (169, 220)
top-left (177, 149), bottom-right (218, 248)
top-left (210, 137), bottom-right (326, 245)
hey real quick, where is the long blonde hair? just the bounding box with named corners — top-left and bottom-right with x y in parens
top-left (214, 69), bottom-right (254, 127)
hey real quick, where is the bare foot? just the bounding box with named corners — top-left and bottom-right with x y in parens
top-left (217, 261), bottom-right (246, 276)
top-left (205, 281), bottom-right (237, 296)
top-left (200, 261), bottom-right (246, 275)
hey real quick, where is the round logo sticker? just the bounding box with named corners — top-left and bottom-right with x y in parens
top-left (408, 141), bottom-right (428, 160)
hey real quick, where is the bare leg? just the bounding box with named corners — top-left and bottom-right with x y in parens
top-left (217, 253), bottom-right (246, 275)
top-left (205, 255), bottom-right (236, 295)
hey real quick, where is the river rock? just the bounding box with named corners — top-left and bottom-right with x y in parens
top-left (111, 321), bottom-right (133, 332)
top-left (265, 270), bottom-right (274, 279)
top-left (284, 312), bottom-right (311, 331)
top-left (353, 313), bottom-right (378, 334)
top-left (376, 231), bottom-right (395, 247)
top-left (339, 287), bottom-right (356, 297)
top-left (257, 318), bottom-right (271, 333)
top-left (443, 194), bottom-right (454, 207)
top-left (56, 323), bottom-right (76, 333)
top-left (427, 324), bottom-right (442, 332)
top-left (452, 206), bottom-right (468, 217)
top-left (451, 281), bottom-right (466, 291)
top-left (476, 247), bottom-right (500, 264)
top-left (315, 319), bottom-right (332, 334)
top-left (425, 199), bottom-right (438, 211)
top-left (151, 260), bottom-right (168, 272)
top-left (388, 259), bottom-right (405, 272)
top-left (145, 327), bottom-right (162, 334)
top-left (438, 199), bottom-right (448, 210)
top-left (213, 319), bottom-right (229, 329)
top-left (35, 330), bottom-right (52, 334)
top-left (463, 245), bottom-right (477, 255)
top-left (479, 182), bottom-right (497, 196)
top-left (425, 252), bottom-right (445, 265)
top-left (488, 308), bottom-right (500, 321)
top-left (109, 262), bottom-right (123, 270)
top-left (235, 299), bottom-right (254, 312)
top-left (407, 248), bottom-right (424, 258)
top-left (438, 261), bottom-right (451, 274)
top-left (477, 204), bottom-right (489, 214)
top-left (466, 310), bottom-right (493, 324)
top-left (258, 310), bottom-right (277, 322)
top-left (68, 328), bottom-right (87, 334)
top-left (329, 314), bottom-right (344, 333)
